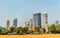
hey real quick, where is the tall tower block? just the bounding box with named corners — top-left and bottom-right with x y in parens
top-left (6, 20), bottom-right (10, 30)
top-left (42, 11), bottom-right (48, 27)
top-left (33, 13), bottom-right (41, 28)
top-left (13, 19), bottom-right (17, 27)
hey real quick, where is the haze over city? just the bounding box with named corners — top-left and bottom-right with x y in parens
top-left (0, 0), bottom-right (60, 27)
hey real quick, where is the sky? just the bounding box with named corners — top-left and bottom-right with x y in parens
top-left (0, 0), bottom-right (60, 27)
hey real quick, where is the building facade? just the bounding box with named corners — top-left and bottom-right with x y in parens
top-left (25, 19), bottom-right (30, 28)
top-left (25, 19), bottom-right (33, 30)
top-left (55, 20), bottom-right (59, 25)
top-left (42, 11), bottom-right (48, 27)
top-left (13, 19), bottom-right (17, 27)
top-left (6, 20), bottom-right (10, 29)
top-left (42, 11), bottom-right (48, 33)
top-left (33, 13), bottom-right (41, 28)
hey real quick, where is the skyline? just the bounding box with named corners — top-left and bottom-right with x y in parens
top-left (0, 0), bottom-right (60, 27)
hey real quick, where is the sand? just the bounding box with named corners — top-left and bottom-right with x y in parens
top-left (0, 34), bottom-right (60, 38)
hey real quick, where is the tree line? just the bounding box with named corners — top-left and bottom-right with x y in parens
top-left (0, 24), bottom-right (60, 35)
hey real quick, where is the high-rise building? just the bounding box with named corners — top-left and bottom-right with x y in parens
top-left (30, 19), bottom-right (33, 29)
top-left (42, 11), bottom-right (48, 27)
top-left (42, 11), bottom-right (48, 33)
top-left (6, 20), bottom-right (10, 29)
top-left (25, 19), bottom-right (33, 30)
top-left (55, 20), bottom-right (59, 25)
top-left (13, 19), bottom-right (17, 27)
top-left (33, 13), bottom-right (41, 28)
top-left (25, 19), bottom-right (30, 28)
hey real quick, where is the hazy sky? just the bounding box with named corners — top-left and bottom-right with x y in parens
top-left (0, 0), bottom-right (60, 27)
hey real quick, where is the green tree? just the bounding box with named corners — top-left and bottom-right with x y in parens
top-left (55, 25), bottom-right (60, 33)
top-left (41, 28), bottom-right (46, 34)
top-left (1, 28), bottom-right (8, 35)
top-left (22, 27), bottom-right (29, 34)
top-left (48, 25), bottom-right (56, 34)
top-left (34, 26), bottom-right (41, 34)
top-left (9, 27), bottom-right (16, 33)
top-left (35, 26), bottom-right (40, 32)
top-left (14, 27), bottom-right (23, 34)
top-left (0, 29), bottom-right (2, 34)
